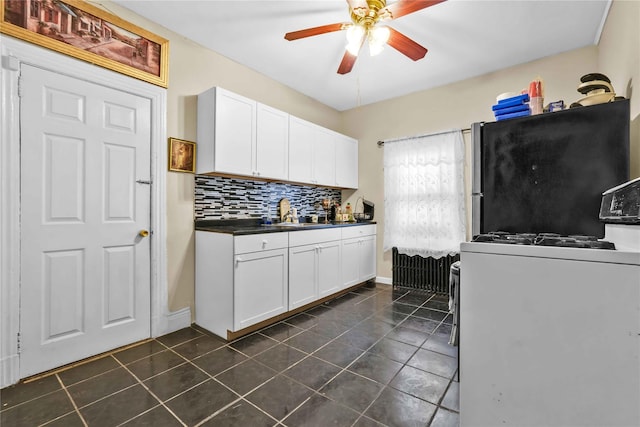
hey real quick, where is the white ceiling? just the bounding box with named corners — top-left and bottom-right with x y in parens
top-left (112, 0), bottom-right (611, 111)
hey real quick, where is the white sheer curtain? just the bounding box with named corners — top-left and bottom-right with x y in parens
top-left (383, 130), bottom-right (466, 258)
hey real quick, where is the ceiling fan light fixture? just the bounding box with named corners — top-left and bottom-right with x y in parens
top-left (346, 24), bottom-right (365, 55)
top-left (368, 25), bottom-right (389, 55)
top-left (370, 25), bottom-right (390, 44)
top-left (368, 39), bottom-right (385, 56)
top-left (285, 0), bottom-right (442, 74)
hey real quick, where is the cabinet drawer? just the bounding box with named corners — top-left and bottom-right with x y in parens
top-left (289, 228), bottom-right (342, 247)
top-left (341, 224), bottom-right (376, 239)
top-left (234, 233), bottom-right (288, 254)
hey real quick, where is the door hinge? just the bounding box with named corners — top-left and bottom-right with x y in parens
top-left (17, 332), bottom-right (21, 354)
top-left (17, 75), bottom-right (23, 97)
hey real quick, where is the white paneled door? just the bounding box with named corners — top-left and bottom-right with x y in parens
top-left (19, 65), bottom-right (152, 378)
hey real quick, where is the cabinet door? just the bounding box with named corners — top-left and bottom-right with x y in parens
top-left (313, 126), bottom-right (336, 186)
top-left (214, 88), bottom-right (256, 176)
top-left (234, 248), bottom-right (288, 331)
top-left (289, 116), bottom-right (315, 183)
top-left (318, 240), bottom-right (341, 297)
top-left (289, 244), bottom-right (318, 310)
top-left (359, 235), bottom-right (376, 281)
top-left (335, 134), bottom-right (358, 189)
top-left (256, 103), bottom-right (289, 180)
top-left (341, 237), bottom-right (361, 289)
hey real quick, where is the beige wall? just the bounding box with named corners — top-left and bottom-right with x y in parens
top-left (342, 0), bottom-right (639, 281)
top-left (103, 0), bottom-right (638, 314)
top-left (164, 39), bottom-right (342, 313)
top-left (103, 2), bottom-right (342, 315)
top-left (598, 0), bottom-right (640, 178)
top-left (341, 46), bottom-right (601, 280)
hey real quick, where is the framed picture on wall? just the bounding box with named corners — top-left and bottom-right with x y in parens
top-left (1, 0), bottom-right (169, 88)
top-left (168, 138), bottom-right (196, 173)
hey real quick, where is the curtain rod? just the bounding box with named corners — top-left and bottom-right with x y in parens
top-left (377, 127), bottom-right (471, 146)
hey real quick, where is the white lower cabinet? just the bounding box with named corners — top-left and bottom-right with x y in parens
top-left (196, 224), bottom-right (376, 340)
top-left (317, 240), bottom-right (342, 297)
top-left (341, 225), bottom-right (377, 289)
top-left (234, 248), bottom-right (288, 331)
top-left (195, 231), bottom-right (288, 338)
top-left (288, 228), bottom-right (342, 310)
top-left (358, 235), bottom-right (376, 280)
top-left (288, 244), bottom-right (318, 309)
top-left (341, 238), bottom-right (361, 288)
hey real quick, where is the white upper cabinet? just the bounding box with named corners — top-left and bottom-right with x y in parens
top-left (313, 125), bottom-right (336, 186)
top-left (335, 133), bottom-right (358, 189)
top-left (256, 103), bottom-right (289, 180)
top-left (198, 87), bottom-right (358, 188)
top-left (197, 87), bottom-right (288, 180)
top-left (197, 87), bottom-right (255, 176)
top-left (288, 116), bottom-right (315, 184)
top-left (290, 116), bottom-right (334, 185)
top-left (290, 116), bottom-right (355, 188)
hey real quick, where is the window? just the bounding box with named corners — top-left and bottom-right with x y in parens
top-left (383, 130), bottom-right (466, 258)
top-left (44, 8), bottom-right (58, 24)
top-left (29, 0), bottom-right (39, 18)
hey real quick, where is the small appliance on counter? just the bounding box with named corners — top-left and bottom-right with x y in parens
top-left (363, 199), bottom-right (374, 220)
top-left (353, 198), bottom-right (375, 222)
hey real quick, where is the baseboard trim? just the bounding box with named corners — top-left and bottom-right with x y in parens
top-left (165, 307), bottom-right (192, 334)
top-left (1, 353), bottom-right (19, 388)
top-left (1, 309), bottom-right (192, 388)
top-left (376, 276), bottom-right (392, 285)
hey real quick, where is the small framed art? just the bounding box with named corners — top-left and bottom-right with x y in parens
top-left (168, 138), bottom-right (196, 173)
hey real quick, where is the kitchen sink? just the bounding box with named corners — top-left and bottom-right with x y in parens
top-left (261, 222), bottom-right (327, 228)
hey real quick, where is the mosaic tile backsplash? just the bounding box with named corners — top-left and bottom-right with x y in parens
top-left (195, 175), bottom-right (342, 221)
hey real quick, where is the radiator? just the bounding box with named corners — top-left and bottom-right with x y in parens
top-left (392, 248), bottom-right (460, 294)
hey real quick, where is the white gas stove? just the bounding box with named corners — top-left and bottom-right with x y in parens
top-left (459, 223), bottom-right (640, 427)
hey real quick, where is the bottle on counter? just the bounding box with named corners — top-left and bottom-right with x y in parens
top-left (345, 203), bottom-right (353, 222)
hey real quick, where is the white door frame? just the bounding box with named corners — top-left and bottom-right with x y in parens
top-left (1, 36), bottom-right (169, 387)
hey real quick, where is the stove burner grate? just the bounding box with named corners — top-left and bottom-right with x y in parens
top-left (473, 232), bottom-right (616, 250)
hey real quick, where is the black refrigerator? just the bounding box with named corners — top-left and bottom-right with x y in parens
top-left (471, 99), bottom-right (630, 238)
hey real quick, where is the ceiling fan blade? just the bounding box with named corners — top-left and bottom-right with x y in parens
top-left (386, 27), bottom-right (428, 61)
top-left (284, 23), bottom-right (347, 41)
top-left (337, 50), bottom-right (359, 74)
top-left (380, 0), bottom-right (446, 20)
top-left (346, 0), bottom-right (369, 17)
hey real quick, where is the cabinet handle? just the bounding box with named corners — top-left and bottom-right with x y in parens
top-left (235, 257), bottom-right (244, 267)
top-left (262, 240), bottom-right (268, 248)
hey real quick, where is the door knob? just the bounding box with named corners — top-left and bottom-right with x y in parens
top-left (139, 230), bottom-right (150, 237)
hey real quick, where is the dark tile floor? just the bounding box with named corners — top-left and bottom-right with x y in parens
top-left (1, 284), bottom-right (459, 427)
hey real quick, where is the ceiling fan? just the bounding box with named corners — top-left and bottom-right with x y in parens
top-left (284, 0), bottom-right (445, 75)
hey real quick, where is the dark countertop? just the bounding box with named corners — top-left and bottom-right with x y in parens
top-left (195, 218), bottom-right (377, 235)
